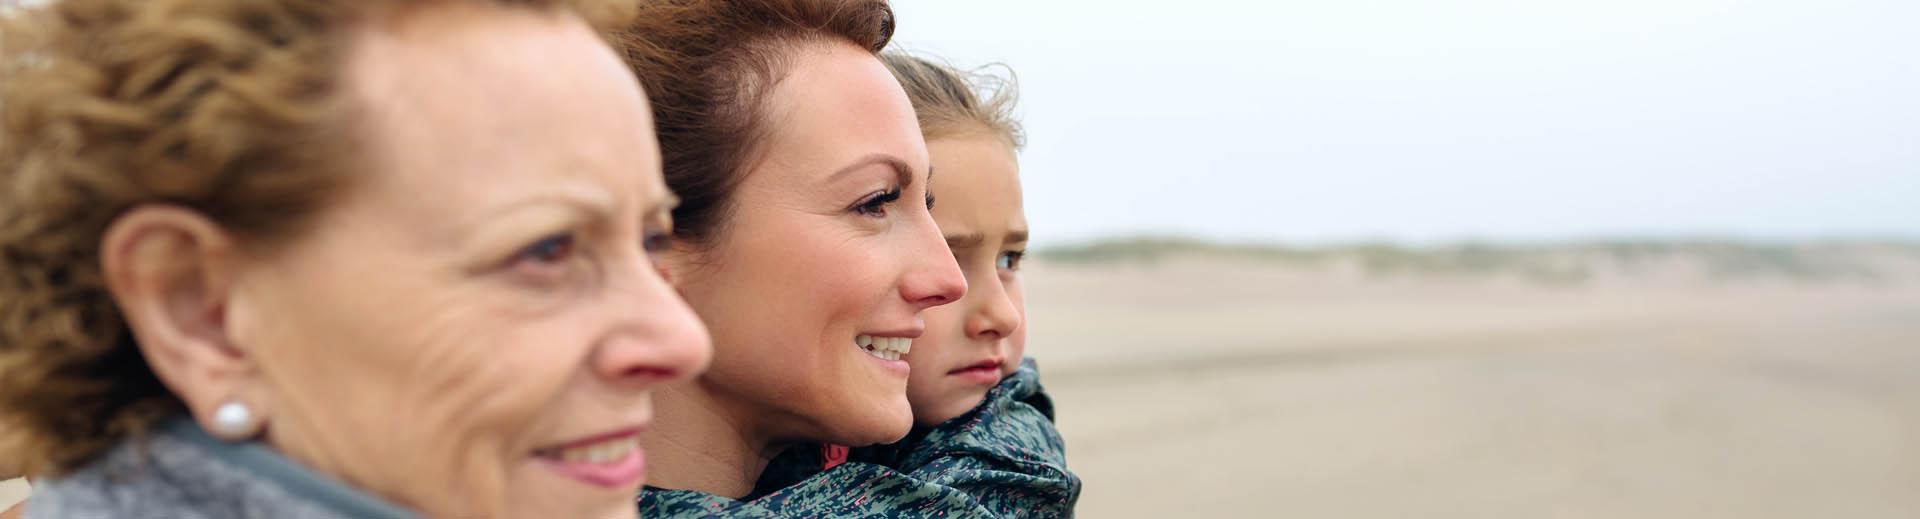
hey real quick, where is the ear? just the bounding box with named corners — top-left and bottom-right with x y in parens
top-left (100, 205), bottom-right (267, 439)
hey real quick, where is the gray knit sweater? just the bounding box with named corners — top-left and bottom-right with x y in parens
top-left (28, 418), bottom-right (415, 519)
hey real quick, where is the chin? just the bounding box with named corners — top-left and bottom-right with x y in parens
top-left (918, 394), bottom-right (987, 428)
top-left (509, 500), bottom-right (633, 519)
top-left (831, 400), bottom-right (914, 446)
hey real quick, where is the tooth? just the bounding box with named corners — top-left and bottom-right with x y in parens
top-left (898, 339), bottom-right (912, 352)
top-left (856, 335), bottom-right (873, 347)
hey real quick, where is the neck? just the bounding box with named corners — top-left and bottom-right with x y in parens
top-left (641, 380), bottom-right (784, 499)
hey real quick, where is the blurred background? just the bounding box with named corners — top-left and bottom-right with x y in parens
top-left (3, 0), bottom-right (1916, 517)
top-left (893, 0), bottom-right (1919, 517)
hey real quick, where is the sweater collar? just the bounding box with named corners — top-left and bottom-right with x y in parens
top-left (164, 417), bottom-right (417, 519)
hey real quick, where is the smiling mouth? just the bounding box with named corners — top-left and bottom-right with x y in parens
top-left (855, 334), bottom-right (911, 361)
top-left (533, 433), bottom-right (640, 464)
top-left (530, 429), bottom-right (646, 488)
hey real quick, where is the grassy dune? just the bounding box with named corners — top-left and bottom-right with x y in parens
top-left (1041, 237), bottom-right (1920, 285)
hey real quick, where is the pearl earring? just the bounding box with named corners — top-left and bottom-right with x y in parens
top-left (212, 401), bottom-right (258, 439)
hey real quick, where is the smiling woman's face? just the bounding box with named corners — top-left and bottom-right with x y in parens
top-left (666, 42), bottom-right (967, 446)
top-left (217, 5), bottom-right (710, 518)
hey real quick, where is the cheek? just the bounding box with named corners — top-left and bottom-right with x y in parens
top-left (688, 231), bottom-right (881, 381)
top-left (1006, 283), bottom-right (1029, 367)
top-left (905, 306), bottom-right (961, 380)
top-left (244, 263), bottom-right (585, 510)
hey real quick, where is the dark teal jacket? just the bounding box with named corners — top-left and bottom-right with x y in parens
top-left (639, 358), bottom-right (1081, 517)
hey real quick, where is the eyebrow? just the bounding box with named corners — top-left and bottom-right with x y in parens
top-left (647, 193), bottom-right (681, 214)
top-left (830, 153), bottom-right (916, 188)
top-left (643, 193), bottom-right (680, 225)
top-left (945, 232), bottom-right (985, 249)
top-left (946, 229), bottom-right (1030, 250)
top-left (470, 186), bottom-right (618, 227)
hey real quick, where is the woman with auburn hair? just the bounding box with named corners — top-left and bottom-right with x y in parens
top-left (611, 0), bottom-right (1072, 516)
top-left (754, 52), bottom-right (1081, 518)
top-left (0, 0), bottom-right (708, 517)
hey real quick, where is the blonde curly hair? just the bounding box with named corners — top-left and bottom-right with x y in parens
top-left (0, 0), bottom-right (634, 476)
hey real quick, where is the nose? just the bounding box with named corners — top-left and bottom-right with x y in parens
top-left (592, 254), bottom-right (712, 385)
top-left (964, 275), bottom-right (1023, 341)
top-left (899, 215), bottom-right (967, 310)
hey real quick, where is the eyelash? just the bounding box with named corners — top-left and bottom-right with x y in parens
top-left (997, 250), bottom-right (1025, 272)
top-left (507, 233), bottom-right (577, 278)
top-left (642, 230), bottom-right (672, 255)
top-left (853, 188), bottom-right (903, 217)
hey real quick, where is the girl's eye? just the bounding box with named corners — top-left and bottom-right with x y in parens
top-left (853, 188), bottom-right (903, 217)
top-left (512, 233), bottom-right (575, 266)
top-left (925, 192), bottom-right (936, 211)
top-left (997, 250), bottom-right (1025, 272)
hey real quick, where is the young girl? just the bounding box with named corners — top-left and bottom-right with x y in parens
top-left (875, 51), bottom-right (1078, 516)
top-left (752, 53), bottom-right (1079, 518)
top-left (892, 53), bottom-right (1034, 429)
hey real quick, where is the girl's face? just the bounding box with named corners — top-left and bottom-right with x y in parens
top-left (905, 133), bottom-right (1029, 426)
top-left (663, 43), bottom-right (968, 446)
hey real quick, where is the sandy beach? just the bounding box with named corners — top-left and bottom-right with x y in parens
top-left (6, 247), bottom-right (1917, 517)
top-left (1028, 252), bottom-right (1920, 518)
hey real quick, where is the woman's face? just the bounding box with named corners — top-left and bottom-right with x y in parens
top-left (224, 6), bottom-right (709, 518)
top-left (667, 43), bottom-right (967, 446)
top-left (906, 134), bottom-right (1030, 426)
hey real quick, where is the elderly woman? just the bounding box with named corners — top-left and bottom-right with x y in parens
top-left (0, 0), bottom-right (708, 517)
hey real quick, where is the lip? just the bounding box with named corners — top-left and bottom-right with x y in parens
top-left (859, 327), bottom-right (925, 339)
top-left (858, 348), bottom-right (912, 377)
top-left (948, 357), bottom-right (1004, 386)
top-left (532, 426), bottom-right (648, 489)
top-left (855, 326), bottom-right (922, 378)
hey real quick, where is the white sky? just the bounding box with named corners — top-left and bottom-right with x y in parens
top-left (891, 0), bottom-right (1919, 245)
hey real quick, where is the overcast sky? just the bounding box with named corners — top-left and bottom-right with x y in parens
top-left (891, 0), bottom-right (1919, 245)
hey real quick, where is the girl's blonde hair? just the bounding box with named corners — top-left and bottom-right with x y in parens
top-left (880, 52), bottom-right (1024, 149)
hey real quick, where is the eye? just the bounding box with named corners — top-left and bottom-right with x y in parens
top-left (925, 191), bottom-right (936, 211)
top-left (513, 233), bottom-right (575, 265)
top-left (642, 230), bottom-right (673, 255)
top-left (997, 250), bottom-right (1025, 272)
top-left (852, 188), bottom-right (903, 217)
top-left (504, 233), bottom-right (579, 281)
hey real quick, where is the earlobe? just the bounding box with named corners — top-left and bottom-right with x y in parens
top-left (100, 205), bottom-right (267, 440)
